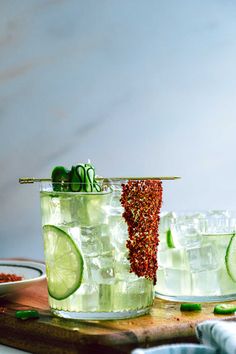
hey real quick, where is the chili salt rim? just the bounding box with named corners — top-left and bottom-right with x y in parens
top-left (120, 180), bottom-right (163, 284)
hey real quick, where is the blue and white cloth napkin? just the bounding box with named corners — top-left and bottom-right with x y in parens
top-left (196, 320), bottom-right (236, 354)
top-left (132, 343), bottom-right (216, 354)
top-left (132, 320), bottom-right (236, 353)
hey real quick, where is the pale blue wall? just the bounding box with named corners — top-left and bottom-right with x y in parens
top-left (1, 0), bottom-right (236, 258)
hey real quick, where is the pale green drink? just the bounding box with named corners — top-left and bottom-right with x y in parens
top-left (40, 183), bottom-right (153, 320)
top-left (155, 211), bottom-right (236, 301)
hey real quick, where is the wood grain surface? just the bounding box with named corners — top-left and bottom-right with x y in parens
top-left (0, 278), bottom-right (236, 354)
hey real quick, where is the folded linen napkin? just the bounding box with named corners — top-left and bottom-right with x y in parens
top-left (132, 343), bottom-right (216, 354)
top-left (196, 320), bottom-right (236, 354)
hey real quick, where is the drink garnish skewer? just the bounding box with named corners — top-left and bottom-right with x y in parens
top-left (19, 176), bottom-right (181, 184)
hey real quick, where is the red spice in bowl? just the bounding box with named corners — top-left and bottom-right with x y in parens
top-left (0, 273), bottom-right (23, 283)
top-left (121, 180), bottom-right (162, 284)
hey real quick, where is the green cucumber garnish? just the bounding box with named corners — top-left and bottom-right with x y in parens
top-left (180, 303), bottom-right (202, 312)
top-left (225, 234), bottom-right (236, 282)
top-left (51, 166), bottom-right (70, 191)
top-left (70, 165), bottom-right (83, 192)
top-left (166, 228), bottom-right (175, 248)
top-left (214, 304), bottom-right (236, 314)
top-left (51, 163), bottom-right (102, 192)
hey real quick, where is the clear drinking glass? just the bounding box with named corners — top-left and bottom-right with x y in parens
top-left (155, 210), bottom-right (236, 302)
top-left (40, 181), bottom-right (155, 320)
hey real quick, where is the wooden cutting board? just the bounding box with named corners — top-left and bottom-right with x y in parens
top-left (0, 278), bottom-right (236, 354)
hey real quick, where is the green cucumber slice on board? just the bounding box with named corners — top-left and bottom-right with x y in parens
top-left (180, 303), bottom-right (202, 311)
top-left (43, 225), bottom-right (83, 300)
top-left (214, 304), bottom-right (236, 314)
top-left (225, 233), bottom-right (236, 282)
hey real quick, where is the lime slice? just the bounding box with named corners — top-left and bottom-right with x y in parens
top-left (166, 228), bottom-right (175, 248)
top-left (225, 233), bottom-right (236, 282)
top-left (43, 225), bottom-right (83, 300)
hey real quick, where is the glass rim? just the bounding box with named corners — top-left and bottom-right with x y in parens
top-left (39, 181), bottom-right (117, 194)
top-left (39, 180), bottom-right (163, 193)
top-left (161, 210), bottom-right (236, 218)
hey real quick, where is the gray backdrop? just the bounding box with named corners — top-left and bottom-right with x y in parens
top-left (1, 0), bottom-right (236, 259)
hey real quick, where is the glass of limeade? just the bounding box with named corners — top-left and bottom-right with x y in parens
top-left (155, 210), bottom-right (236, 302)
top-left (40, 179), bottom-right (160, 320)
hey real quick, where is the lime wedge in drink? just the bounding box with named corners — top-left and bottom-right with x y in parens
top-left (43, 225), bottom-right (84, 300)
top-left (225, 233), bottom-right (236, 282)
top-left (166, 228), bottom-right (175, 248)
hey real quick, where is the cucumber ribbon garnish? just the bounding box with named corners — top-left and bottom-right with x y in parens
top-left (51, 163), bottom-right (101, 192)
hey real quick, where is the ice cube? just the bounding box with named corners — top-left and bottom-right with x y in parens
top-left (59, 195), bottom-right (78, 224)
top-left (159, 212), bottom-right (177, 250)
top-left (84, 223), bottom-right (113, 254)
top-left (73, 284), bottom-right (99, 311)
top-left (109, 215), bottom-right (128, 252)
top-left (113, 278), bottom-right (153, 311)
top-left (187, 244), bottom-right (219, 272)
top-left (201, 234), bottom-right (232, 267)
top-left (90, 255), bottom-right (115, 285)
top-left (164, 268), bottom-right (191, 296)
top-left (205, 210), bottom-right (232, 234)
top-left (109, 184), bottom-right (123, 208)
top-left (158, 249), bottom-right (189, 270)
top-left (202, 233), bottom-right (230, 247)
top-left (159, 212), bottom-right (177, 234)
top-left (114, 251), bottom-right (137, 281)
top-left (41, 194), bottom-right (75, 225)
top-left (219, 267), bottom-right (236, 295)
top-left (97, 284), bottom-right (114, 311)
top-left (80, 226), bottom-right (102, 257)
top-left (71, 192), bottom-right (111, 227)
top-left (154, 268), bottom-right (166, 294)
top-left (191, 269), bottom-right (221, 296)
top-left (171, 222), bottom-right (202, 248)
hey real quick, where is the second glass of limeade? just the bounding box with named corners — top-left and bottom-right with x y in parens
top-left (155, 210), bottom-right (236, 301)
top-left (40, 163), bottom-right (163, 319)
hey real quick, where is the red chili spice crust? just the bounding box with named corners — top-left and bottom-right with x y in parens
top-left (120, 180), bottom-right (163, 284)
top-left (0, 273), bottom-right (23, 283)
